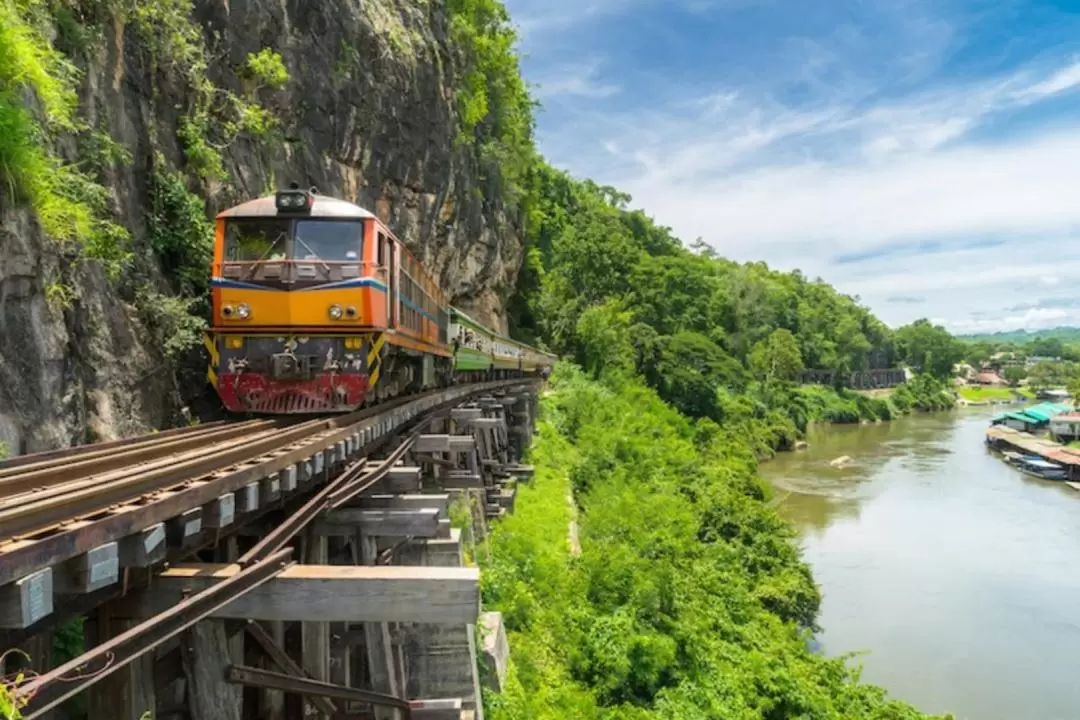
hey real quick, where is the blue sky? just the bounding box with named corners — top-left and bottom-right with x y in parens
top-left (503, 0), bottom-right (1080, 333)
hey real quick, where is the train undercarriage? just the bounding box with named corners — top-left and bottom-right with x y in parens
top-left (205, 331), bottom-right (529, 417)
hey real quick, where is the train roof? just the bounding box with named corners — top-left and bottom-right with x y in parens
top-left (217, 194), bottom-right (377, 220)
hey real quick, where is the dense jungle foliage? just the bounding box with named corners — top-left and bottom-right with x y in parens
top-left (508, 164), bottom-right (958, 458)
top-left (481, 365), bottom-right (950, 719)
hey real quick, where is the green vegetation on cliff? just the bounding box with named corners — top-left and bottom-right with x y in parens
top-left (482, 365), bottom-right (948, 719)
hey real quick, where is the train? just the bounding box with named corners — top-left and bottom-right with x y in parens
top-left (202, 184), bottom-right (558, 414)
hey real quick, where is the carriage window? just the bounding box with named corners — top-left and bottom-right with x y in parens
top-left (224, 219), bottom-right (291, 261)
top-left (294, 220), bottom-right (364, 261)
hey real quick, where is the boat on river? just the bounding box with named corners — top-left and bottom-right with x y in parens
top-left (1012, 456), bottom-right (1068, 481)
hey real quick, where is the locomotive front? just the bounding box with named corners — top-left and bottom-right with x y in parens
top-left (205, 186), bottom-right (389, 414)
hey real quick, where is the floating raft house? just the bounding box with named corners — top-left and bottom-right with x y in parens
top-left (989, 402), bottom-right (1073, 432)
top-left (986, 425), bottom-right (1080, 481)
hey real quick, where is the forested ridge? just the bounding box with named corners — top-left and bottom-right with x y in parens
top-left (508, 164), bottom-right (959, 457)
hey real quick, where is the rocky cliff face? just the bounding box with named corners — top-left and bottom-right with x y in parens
top-left (0, 0), bottom-right (525, 454)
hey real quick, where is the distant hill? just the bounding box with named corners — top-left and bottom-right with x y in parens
top-left (958, 326), bottom-right (1080, 344)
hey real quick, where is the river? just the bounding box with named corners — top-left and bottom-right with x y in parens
top-left (760, 407), bottom-right (1080, 720)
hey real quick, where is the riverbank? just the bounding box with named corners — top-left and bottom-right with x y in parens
top-left (480, 365), bottom-right (945, 719)
top-left (956, 386), bottom-right (1035, 405)
top-left (760, 410), bottom-right (1080, 720)
top-left (985, 424), bottom-right (1080, 483)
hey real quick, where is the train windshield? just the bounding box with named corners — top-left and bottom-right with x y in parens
top-left (223, 219), bottom-right (365, 262)
top-left (294, 220), bottom-right (364, 262)
top-left (225, 219), bottom-right (290, 261)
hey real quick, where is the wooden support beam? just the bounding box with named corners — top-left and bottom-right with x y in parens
top-left (498, 488), bottom-right (516, 512)
top-left (167, 507), bottom-right (202, 547)
top-left (0, 568), bottom-right (52, 629)
top-left (236, 481), bottom-right (260, 513)
top-left (245, 620), bottom-right (337, 717)
top-left (261, 472), bottom-right (282, 504)
top-left (116, 564), bottom-right (480, 625)
top-left (118, 523), bottom-right (166, 568)
top-left (55, 541), bottom-right (119, 594)
top-left (447, 436), bottom-right (476, 453)
top-left (87, 606), bottom-right (157, 720)
top-left (414, 434), bottom-right (451, 453)
top-left (202, 493), bottom-right (236, 530)
top-left (224, 665), bottom-right (409, 715)
top-left (182, 620), bottom-right (241, 720)
top-left (355, 494), bottom-right (449, 520)
top-left (408, 698), bottom-right (463, 720)
top-left (440, 472), bottom-right (484, 489)
top-left (375, 466), bottom-right (422, 494)
top-left (304, 534), bottom-right (331, 719)
top-left (319, 509), bottom-right (440, 538)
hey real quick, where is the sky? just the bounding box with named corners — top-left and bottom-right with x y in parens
top-left (502, 0), bottom-right (1080, 334)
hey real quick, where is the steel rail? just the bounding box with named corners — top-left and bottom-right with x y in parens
top-left (0, 420), bottom-right (233, 472)
top-left (0, 419), bottom-right (284, 499)
top-left (236, 400), bottom-right (449, 566)
top-left (14, 548), bottom-right (295, 719)
top-left (0, 412), bottom-right (357, 539)
top-left (0, 379), bottom-right (533, 587)
top-left (0, 422), bottom-right (318, 513)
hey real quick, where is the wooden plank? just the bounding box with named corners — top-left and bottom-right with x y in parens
top-left (117, 564), bottom-right (481, 625)
top-left (55, 542), bottom-right (119, 594)
top-left (440, 472), bottom-right (484, 489)
top-left (202, 493), bottom-right (236, 530)
top-left (236, 482), bottom-right (260, 513)
top-left (321, 509), bottom-right (440, 538)
top-left (119, 523), bottom-right (167, 568)
top-left (378, 466), bottom-right (423, 494)
top-left (357, 494), bottom-right (449, 519)
top-left (447, 436), bottom-right (476, 453)
top-left (167, 507), bottom-right (202, 547)
top-left (260, 472), bottom-right (281, 503)
top-left (409, 698), bottom-right (463, 720)
top-left (0, 568), bottom-right (52, 628)
top-left (414, 435), bottom-right (451, 453)
top-left (280, 465), bottom-right (298, 492)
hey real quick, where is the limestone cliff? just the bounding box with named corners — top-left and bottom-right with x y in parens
top-left (0, 0), bottom-right (528, 453)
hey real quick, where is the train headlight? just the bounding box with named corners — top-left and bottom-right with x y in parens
top-left (328, 304), bottom-right (344, 320)
top-left (236, 303), bottom-right (251, 320)
top-left (222, 304), bottom-right (234, 318)
top-left (345, 306), bottom-right (357, 318)
top-left (275, 188), bottom-right (313, 213)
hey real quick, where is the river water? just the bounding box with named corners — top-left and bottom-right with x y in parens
top-left (760, 407), bottom-right (1080, 720)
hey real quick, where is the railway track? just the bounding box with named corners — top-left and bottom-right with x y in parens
top-left (0, 387), bottom-right (470, 544)
top-left (0, 379), bottom-right (532, 584)
top-left (3, 378), bottom-right (539, 719)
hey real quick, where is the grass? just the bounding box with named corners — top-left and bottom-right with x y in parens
top-left (957, 386), bottom-right (1025, 402)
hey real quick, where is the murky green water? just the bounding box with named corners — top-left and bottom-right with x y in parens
top-left (760, 408), bottom-right (1080, 720)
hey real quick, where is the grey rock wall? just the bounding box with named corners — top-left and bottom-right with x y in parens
top-left (0, 0), bottom-right (524, 453)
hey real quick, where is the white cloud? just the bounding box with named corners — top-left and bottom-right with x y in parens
top-left (535, 55), bottom-right (1080, 332)
top-left (532, 58), bottom-right (620, 100)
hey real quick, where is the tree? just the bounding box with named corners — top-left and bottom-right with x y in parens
top-left (749, 328), bottom-right (804, 383)
top-left (1003, 365), bottom-right (1027, 387)
top-left (1029, 360), bottom-right (1071, 391)
top-left (894, 319), bottom-right (964, 380)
